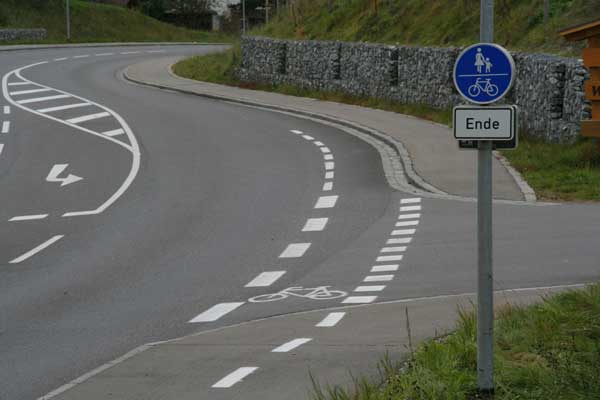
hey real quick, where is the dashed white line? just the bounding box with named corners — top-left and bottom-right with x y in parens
top-left (364, 275), bottom-right (394, 282)
top-left (376, 255), bottom-right (404, 262)
top-left (322, 182), bottom-right (333, 191)
top-left (1, 121), bottom-right (9, 133)
top-left (354, 285), bottom-right (386, 292)
top-left (37, 102), bottom-right (91, 113)
top-left (7, 81), bottom-right (31, 86)
top-left (188, 302), bottom-right (244, 323)
top-left (10, 88), bottom-right (52, 96)
top-left (245, 271), bottom-right (286, 287)
top-left (386, 237), bottom-right (412, 245)
top-left (316, 312), bottom-right (345, 327)
top-left (3, 106), bottom-right (9, 114)
top-left (398, 213), bottom-right (420, 220)
top-left (400, 205), bottom-right (422, 212)
top-left (146, 50), bottom-right (166, 53)
top-left (302, 135), bottom-right (314, 140)
top-left (314, 195), bottom-right (338, 209)
top-left (314, 141), bottom-right (324, 146)
top-left (324, 161), bottom-right (335, 170)
top-left (279, 243), bottom-right (311, 258)
top-left (395, 220), bottom-right (419, 227)
top-left (0, 144), bottom-right (3, 155)
top-left (302, 218), bottom-right (328, 232)
top-left (17, 94), bottom-right (70, 104)
top-left (66, 112), bottom-right (110, 124)
top-left (120, 51), bottom-right (141, 55)
top-left (272, 338), bottom-right (312, 353)
top-left (342, 296), bottom-right (377, 304)
top-left (391, 229), bottom-right (416, 236)
top-left (9, 235), bottom-right (64, 264)
top-left (401, 198), bottom-right (421, 204)
top-left (9, 214), bottom-right (49, 222)
top-left (290, 130), bottom-right (303, 134)
top-left (212, 367), bottom-right (258, 388)
top-left (325, 171), bottom-right (335, 179)
top-left (323, 154), bottom-right (334, 160)
top-left (102, 128), bottom-right (125, 137)
top-left (95, 53), bottom-right (114, 56)
top-left (320, 147), bottom-right (331, 153)
top-left (73, 55), bottom-right (90, 59)
top-left (380, 246), bottom-right (406, 253)
top-left (53, 57), bottom-right (69, 61)
top-left (371, 264), bottom-right (399, 272)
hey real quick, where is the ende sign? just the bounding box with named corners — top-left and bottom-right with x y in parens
top-left (454, 106), bottom-right (516, 140)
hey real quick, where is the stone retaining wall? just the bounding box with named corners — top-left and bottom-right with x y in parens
top-left (0, 29), bottom-right (47, 42)
top-left (237, 36), bottom-right (590, 143)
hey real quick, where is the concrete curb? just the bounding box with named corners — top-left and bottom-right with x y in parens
top-left (494, 151), bottom-right (537, 202)
top-left (0, 42), bottom-right (229, 53)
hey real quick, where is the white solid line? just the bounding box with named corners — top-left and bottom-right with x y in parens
top-left (279, 243), bottom-right (311, 258)
top-left (102, 128), bottom-right (125, 137)
top-left (95, 53), bottom-right (114, 56)
top-left (342, 296), bottom-right (377, 304)
top-left (314, 141), bottom-right (324, 146)
top-left (314, 195), bottom-right (338, 209)
top-left (364, 275), bottom-right (394, 282)
top-left (354, 285), bottom-right (386, 292)
top-left (66, 112), bottom-right (110, 124)
top-left (325, 171), bottom-right (334, 179)
top-left (401, 198), bottom-right (421, 204)
top-left (17, 94), bottom-right (70, 104)
top-left (212, 367), bottom-right (258, 388)
top-left (324, 161), bottom-right (335, 170)
top-left (324, 154), bottom-right (334, 160)
top-left (10, 88), bottom-right (52, 96)
top-left (53, 57), bottom-right (69, 61)
top-left (189, 302), bottom-right (244, 323)
top-left (371, 264), bottom-right (399, 272)
top-left (320, 147), bottom-right (331, 153)
top-left (73, 55), bottom-right (90, 59)
top-left (381, 246), bottom-right (407, 253)
top-left (316, 312), bottom-right (345, 327)
top-left (10, 235), bottom-right (64, 264)
top-left (302, 217), bottom-right (328, 232)
top-left (386, 237), bottom-right (412, 245)
top-left (7, 81), bottom-right (31, 86)
top-left (376, 255), bottom-right (404, 262)
top-left (396, 220), bottom-right (419, 227)
top-left (290, 129), bottom-right (303, 134)
top-left (3, 106), bottom-right (9, 114)
top-left (398, 213), bottom-right (420, 220)
top-left (37, 102), bottom-right (91, 113)
top-left (302, 135), bottom-right (314, 140)
top-left (400, 205), bottom-right (421, 212)
top-left (245, 271), bottom-right (286, 287)
top-left (272, 338), bottom-right (312, 353)
top-left (391, 229), bottom-right (416, 236)
top-left (1, 121), bottom-right (9, 133)
top-left (9, 214), bottom-right (49, 222)
top-left (322, 182), bottom-right (333, 191)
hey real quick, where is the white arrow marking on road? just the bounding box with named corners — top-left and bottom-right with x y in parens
top-left (46, 164), bottom-right (83, 187)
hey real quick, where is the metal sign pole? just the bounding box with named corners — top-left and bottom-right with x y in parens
top-left (66, 0), bottom-right (71, 41)
top-left (478, 0), bottom-right (494, 394)
top-left (242, 0), bottom-right (247, 34)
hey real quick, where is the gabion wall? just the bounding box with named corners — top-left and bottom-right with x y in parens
top-left (238, 36), bottom-right (589, 143)
top-left (0, 29), bottom-right (47, 42)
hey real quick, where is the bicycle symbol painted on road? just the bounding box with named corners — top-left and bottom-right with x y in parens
top-left (468, 78), bottom-right (499, 98)
top-left (248, 286), bottom-right (348, 303)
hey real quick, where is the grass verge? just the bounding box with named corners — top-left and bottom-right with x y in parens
top-left (173, 47), bottom-right (600, 202)
top-left (310, 284), bottom-right (600, 400)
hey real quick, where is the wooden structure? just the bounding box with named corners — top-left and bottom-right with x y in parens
top-left (560, 20), bottom-right (600, 144)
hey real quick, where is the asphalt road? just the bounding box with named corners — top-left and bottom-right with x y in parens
top-left (0, 45), bottom-right (598, 400)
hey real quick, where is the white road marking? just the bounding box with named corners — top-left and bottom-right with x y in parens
top-left (314, 195), bottom-right (338, 208)
top-left (146, 50), bottom-right (166, 53)
top-left (376, 255), bottom-right (404, 262)
top-left (398, 213), bottom-right (420, 220)
top-left (189, 302), bottom-right (244, 323)
top-left (272, 338), bottom-right (312, 353)
top-left (0, 143), bottom-right (3, 154)
top-left (364, 275), bottom-right (394, 282)
top-left (73, 55), bottom-right (90, 59)
top-left (320, 146), bottom-right (331, 153)
top-left (17, 94), bottom-right (70, 104)
top-left (386, 237), bottom-right (412, 245)
top-left (53, 57), bottom-right (69, 61)
top-left (279, 243), bottom-right (311, 258)
top-left (371, 264), bottom-right (399, 272)
top-left (3, 106), bottom-right (9, 114)
top-left (37, 102), bottom-right (91, 113)
top-left (391, 229), bottom-right (416, 236)
top-left (354, 285), bottom-right (386, 292)
top-left (302, 135), bottom-right (314, 140)
top-left (290, 129), bottom-right (303, 134)
top-left (95, 53), bottom-right (114, 56)
top-left (325, 171), bottom-right (335, 179)
top-left (302, 218), bottom-right (328, 232)
top-left (324, 154), bottom-right (334, 160)
top-left (401, 198), bottom-right (421, 204)
top-left (10, 88), bottom-right (52, 96)
top-left (9, 214), bottom-right (49, 222)
top-left (120, 51), bottom-right (141, 55)
top-left (7, 81), bottom-right (31, 86)
top-left (325, 161), bottom-right (335, 170)
top-left (46, 164), bottom-right (83, 187)
top-left (314, 141), bottom-right (324, 146)
top-left (316, 312), bottom-right (345, 327)
top-left (322, 182), bottom-right (333, 191)
top-left (67, 112), bottom-right (110, 124)
top-left (102, 128), bottom-right (125, 137)
top-left (10, 235), bottom-right (64, 264)
top-left (380, 246), bottom-right (406, 253)
top-left (1, 121), bottom-right (9, 133)
top-left (212, 367), bottom-right (258, 388)
top-left (395, 220), bottom-right (419, 227)
top-left (400, 205), bottom-right (421, 212)
top-left (245, 271), bottom-right (286, 287)
top-left (342, 296), bottom-right (377, 304)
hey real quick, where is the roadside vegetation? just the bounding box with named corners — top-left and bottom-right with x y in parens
top-left (310, 284), bottom-right (600, 400)
top-left (0, 0), bottom-right (230, 44)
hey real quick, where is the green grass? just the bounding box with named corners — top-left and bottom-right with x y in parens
top-left (310, 284), bottom-right (600, 400)
top-left (0, 0), bottom-right (231, 44)
top-left (257, 0), bottom-right (600, 56)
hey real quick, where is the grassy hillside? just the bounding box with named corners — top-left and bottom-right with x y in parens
top-left (256, 0), bottom-right (600, 55)
top-left (0, 0), bottom-right (229, 43)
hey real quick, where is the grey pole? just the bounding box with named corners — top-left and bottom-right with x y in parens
top-left (242, 0), bottom-right (246, 34)
top-left (66, 0), bottom-right (71, 41)
top-left (478, 0), bottom-right (494, 394)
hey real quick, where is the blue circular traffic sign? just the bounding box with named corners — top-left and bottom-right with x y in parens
top-left (453, 43), bottom-right (515, 105)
